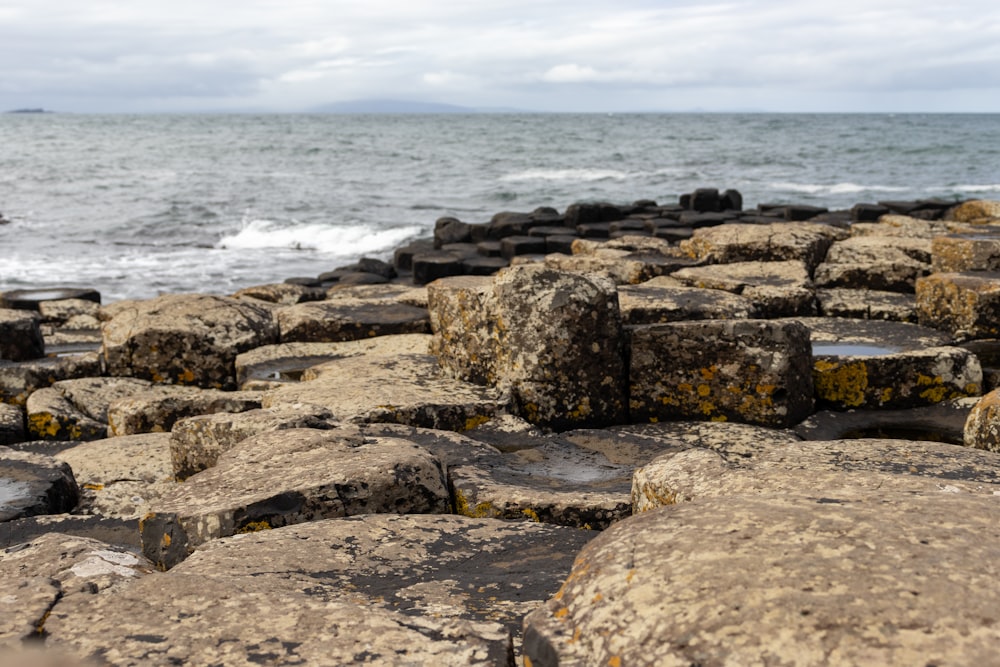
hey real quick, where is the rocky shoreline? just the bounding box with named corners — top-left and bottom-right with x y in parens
top-left (3, 190), bottom-right (1000, 665)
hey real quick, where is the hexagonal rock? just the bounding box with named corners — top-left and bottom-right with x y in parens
top-left (153, 514), bottom-right (591, 659)
top-left (231, 282), bottom-right (326, 304)
top-left (0, 447), bottom-right (79, 522)
top-left (851, 213), bottom-right (973, 239)
top-left (0, 352), bottom-right (103, 406)
top-left (262, 353), bottom-right (506, 432)
top-left (235, 334), bottom-right (431, 389)
top-left (44, 569), bottom-right (511, 666)
top-left (949, 199), bottom-right (1000, 222)
top-left (964, 388), bottom-right (1000, 452)
top-left (140, 428), bottom-right (450, 569)
top-left (542, 250), bottom-right (694, 285)
top-left (106, 388), bottom-right (262, 436)
top-left (102, 293), bottom-right (279, 389)
top-left (916, 271), bottom-right (1000, 340)
top-left (670, 260), bottom-right (817, 317)
top-left (629, 319), bottom-right (814, 427)
top-left (430, 266), bottom-right (627, 430)
top-left (275, 300), bottom-right (430, 343)
top-left (680, 222), bottom-right (845, 273)
top-left (0, 533), bottom-right (151, 647)
top-left (617, 277), bottom-right (757, 325)
top-left (814, 235), bottom-right (931, 293)
top-left (799, 317), bottom-right (982, 409)
top-left (631, 437), bottom-right (1000, 512)
top-left (56, 433), bottom-right (175, 519)
top-left (816, 288), bottom-right (916, 322)
top-left (931, 231), bottom-right (1000, 273)
top-left (25, 377), bottom-right (154, 441)
top-left (0, 309), bottom-right (44, 361)
top-left (523, 492), bottom-right (1000, 666)
top-left (170, 406), bottom-right (340, 480)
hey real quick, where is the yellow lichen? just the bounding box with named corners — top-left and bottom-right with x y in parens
top-left (453, 488), bottom-right (495, 518)
top-left (82, 483), bottom-right (104, 491)
top-left (178, 368), bottom-right (196, 384)
top-left (28, 413), bottom-right (61, 438)
top-left (696, 384), bottom-right (711, 397)
top-left (608, 657), bottom-right (622, 667)
top-left (813, 359), bottom-right (868, 407)
top-left (237, 520), bottom-right (272, 533)
top-left (461, 415), bottom-right (491, 431)
top-left (521, 508), bottom-right (541, 522)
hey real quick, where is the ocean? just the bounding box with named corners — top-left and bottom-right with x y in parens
top-left (1, 112), bottom-right (999, 303)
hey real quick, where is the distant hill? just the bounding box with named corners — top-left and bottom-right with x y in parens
top-left (5, 108), bottom-right (49, 113)
top-left (313, 99), bottom-right (477, 114)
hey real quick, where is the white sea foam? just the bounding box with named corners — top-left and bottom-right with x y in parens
top-left (500, 168), bottom-right (629, 182)
top-left (951, 184), bottom-right (1000, 193)
top-left (217, 218), bottom-right (423, 254)
top-left (770, 182), bottom-right (910, 195)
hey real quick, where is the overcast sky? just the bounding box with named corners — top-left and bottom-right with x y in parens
top-left (2, 0), bottom-right (999, 113)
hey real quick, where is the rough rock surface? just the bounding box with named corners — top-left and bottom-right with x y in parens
top-left (25, 377), bottom-right (154, 441)
top-left (0, 402), bottom-right (25, 445)
top-left (141, 427), bottom-right (451, 569)
top-left (949, 198), bottom-right (1000, 222)
top-left (629, 319), bottom-right (814, 427)
top-left (0, 308), bottom-right (45, 361)
top-left (0, 447), bottom-right (79, 522)
top-left (275, 300), bottom-right (430, 343)
top-left (670, 260), bottom-right (817, 317)
top-left (617, 277), bottom-right (757, 324)
top-left (0, 352), bottom-right (103, 406)
top-left (102, 293), bottom-right (279, 389)
top-left (262, 353), bottom-right (507, 432)
top-left (964, 388), bottom-right (1000, 452)
top-left (815, 288), bottom-right (916, 322)
top-left (814, 235), bottom-right (931, 292)
top-left (931, 232), bottom-right (1000, 273)
top-left (916, 271), bottom-right (1000, 340)
top-left (680, 222), bottom-right (844, 273)
top-left (106, 387), bottom-right (262, 436)
top-left (524, 491), bottom-right (1000, 666)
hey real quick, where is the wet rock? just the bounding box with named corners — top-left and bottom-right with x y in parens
top-left (931, 231), bottom-right (1000, 273)
top-left (0, 403), bottom-right (25, 445)
top-left (276, 300), bottom-right (430, 343)
top-left (815, 288), bottom-right (916, 322)
top-left (670, 260), bottom-right (817, 317)
top-left (0, 533), bottom-right (151, 648)
top-left (796, 398), bottom-right (976, 445)
top-left (524, 492), bottom-right (1000, 666)
top-left (102, 294), bottom-right (279, 389)
top-left (412, 250), bottom-right (467, 284)
top-left (801, 317), bottom-right (981, 409)
top-left (232, 282), bottom-right (326, 304)
top-left (0, 448), bottom-right (78, 522)
top-left (262, 353), bottom-right (506, 432)
top-left (140, 427), bottom-right (450, 569)
top-left (41, 329), bottom-right (102, 357)
top-left (0, 309), bottom-right (45, 361)
top-left (632, 437), bottom-right (1000, 512)
top-left (617, 277), bottom-right (757, 324)
top-left (814, 235), bottom-right (931, 292)
top-left (0, 353), bottom-right (103, 405)
top-left (680, 222), bottom-right (844, 273)
top-left (949, 198), bottom-right (1000, 223)
top-left (170, 406), bottom-right (340, 479)
top-left (434, 215), bottom-right (474, 246)
top-left (916, 271), bottom-right (1000, 340)
top-left (964, 388), bottom-right (1000, 452)
top-left (235, 334), bottom-right (431, 389)
top-left (629, 319), bottom-right (814, 427)
top-left (56, 433), bottom-right (175, 519)
top-left (851, 202), bottom-right (891, 222)
top-left (25, 377), bottom-right (152, 441)
top-left (106, 388), bottom-right (262, 436)
top-left (0, 288), bottom-right (101, 311)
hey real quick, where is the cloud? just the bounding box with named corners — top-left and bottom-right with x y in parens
top-left (1, 0), bottom-right (998, 112)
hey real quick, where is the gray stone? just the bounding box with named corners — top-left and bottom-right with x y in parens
top-left (106, 388), bottom-right (262, 436)
top-left (141, 428), bottom-right (450, 569)
top-left (629, 319), bottom-right (814, 427)
top-left (232, 282), bottom-right (326, 304)
top-left (797, 399), bottom-right (976, 445)
top-left (964, 388), bottom-right (1000, 452)
top-left (524, 492), bottom-right (1000, 666)
top-left (631, 437), bottom-right (1000, 511)
top-left (816, 288), bottom-right (916, 322)
top-left (617, 277), bottom-right (757, 324)
top-left (680, 222), bottom-right (844, 273)
top-left (261, 353), bottom-right (507, 433)
top-left (25, 377), bottom-right (153, 441)
top-left (0, 352), bottom-right (103, 406)
top-left (0, 402), bottom-right (25, 445)
top-left (917, 271), bottom-right (1000, 340)
top-left (0, 514), bottom-right (140, 551)
top-left (0, 447), bottom-right (78, 522)
top-left (36, 298), bottom-right (101, 326)
top-left (670, 260), bottom-right (817, 317)
top-left (276, 300), bottom-right (430, 343)
top-left (0, 308), bottom-right (44, 361)
top-left (102, 293), bottom-right (279, 389)
top-left (169, 406), bottom-right (340, 480)
top-left (932, 232), bottom-right (1000, 273)
top-left (322, 282), bottom-right (429, 308)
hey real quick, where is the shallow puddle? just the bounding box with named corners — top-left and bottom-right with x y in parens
top-left (812, 343), bottom-right (900, 356)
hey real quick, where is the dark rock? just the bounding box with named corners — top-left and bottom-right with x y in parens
top-left (689, 188), bottom-right (721, 212)
top-left (412, 251), bottom-right (467, 284)
top-left (0, 309), bottom-right (44, 361)
top-left (0, 403), bottom-right (25, 446)
top-left (0, 447), bottom-right (79, 522)
top-left (721, 188), bottom-right (743, 211)
top-left (851, 203), bottom-right (891, 222)
top-left (276, 301), bottom-right (430, 343)
top-left (462, 256), bottom-right (510, 276)
top-left (563, 202), bottom-right (625, 226)
top-left (500, 235), bottom-right (547, 259)
top-left (0, 288), bottom-right (101, 311)
top-left (393, 239), bottom-right (435, 272)
top-left (434, 216), bottom-right (473, 247)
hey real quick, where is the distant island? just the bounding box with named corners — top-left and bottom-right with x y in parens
top-left (5, 108), bottom-right (49, 114)
top-left (311, 99), bottom-right (520, 114)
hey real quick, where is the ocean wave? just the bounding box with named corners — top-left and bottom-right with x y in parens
top-left (769, 182), bottom-right (911, 195)
top-left (500, 168), bottom-right (629, 182)
top-left (216, 218), bottom-right (423, 255)
top-left (951, 184), bottom-right (1000, 193)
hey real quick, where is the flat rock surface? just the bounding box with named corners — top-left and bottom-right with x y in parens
top-left (524, 492), bottom-right (1000, 666)
top-left (617, 278), bottom-right (757, 324)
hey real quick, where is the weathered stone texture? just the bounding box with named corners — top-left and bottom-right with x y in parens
top-left (0, 352), bottom-right (103, 406)
top-left (102, 293), bottom-right (278, 389)
top-left (0, 402), bottom-right (25, 445)
top-left (617, 277), bottom-right (757, 324)
top-left (815, 288), bottom-right (916, 322)
top-left (964, 388), bottom-right (1000, 452)
top-left (106, 388), bottom-right (262, 436)
top-left (931, 232), bottom-right (1000, 273)
top-left (916, 271), bottom-right (1000, 339)
top-left (680, 222), bottom-right (844, 273)
top-left (629, 319), bottom-right (814, 427)
top-left (949, 198), bottom-right (1000, 222)
top-left (524, 492), bottom-right (1000, 666)
top-left (0, 308), bottom-right (45, 361)
top-left (670, 260), bottom-right (817, 316)
top-left (141, 428), bottom-right (450, 569)
top-left (0, 447), bottom-right (79, 522)
top-left (276, 300), bottom-right (430, 343)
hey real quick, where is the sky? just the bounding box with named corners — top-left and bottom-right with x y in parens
top-left (2, 0), bottom-right (999, 113)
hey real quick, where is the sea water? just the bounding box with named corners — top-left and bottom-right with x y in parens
top-left (1, 112), bottom-right (998, 302)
